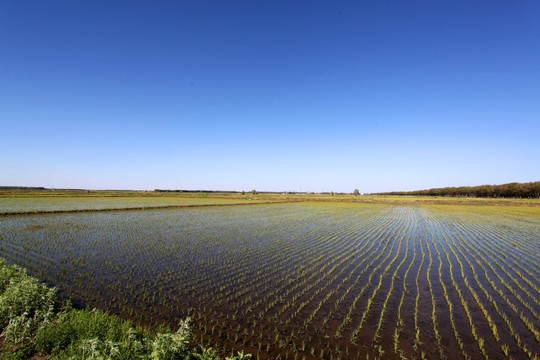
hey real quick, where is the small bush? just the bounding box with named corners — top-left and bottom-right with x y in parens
top-left (0, 259), bottom-right (57, 357)
top-left (1, 258), bottom-right (251, 360)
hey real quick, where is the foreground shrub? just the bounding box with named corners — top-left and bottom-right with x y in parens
top-left (0, 259), bottom-right (57, 358)
top-left (35, 306), bottom-right (149, 358)
top-left (0, 258), bottom-right (250, 359)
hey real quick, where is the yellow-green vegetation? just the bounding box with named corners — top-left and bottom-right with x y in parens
top-left (0, 258), bottom-right (251, 360)
top-left (0, 198), bottom-right (539, 359)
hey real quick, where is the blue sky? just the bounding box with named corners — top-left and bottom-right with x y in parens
top-left (1, 1), bottom-right (539, 192)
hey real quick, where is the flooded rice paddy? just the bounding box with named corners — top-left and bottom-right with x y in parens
top-left (0, 202), bottom-right (539, 359)
top-left (0, 196), bottom-right (261, 214)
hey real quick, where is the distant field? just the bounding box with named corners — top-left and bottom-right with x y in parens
top-left (1, 200), bottom-right (539, 359)
top-left (1, 190), bottom-right (538, 215)
top-left (0, 196), bottom-right (270, 214)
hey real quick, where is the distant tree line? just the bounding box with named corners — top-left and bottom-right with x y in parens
top-left (0, 186), bottom-right (46, 190)
top-left (377, 181), bottom-right (540, 198)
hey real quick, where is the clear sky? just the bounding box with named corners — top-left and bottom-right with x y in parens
top-left (1, 1), bottom-right (539, 193)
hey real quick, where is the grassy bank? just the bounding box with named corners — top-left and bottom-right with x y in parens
top-left (0, 258), bottom-right (250, 360)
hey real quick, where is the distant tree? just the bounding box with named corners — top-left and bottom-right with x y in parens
top-left (251, 189), bottom-right (257, 195)
top-left (353, 189), bottom-right (360, 195)
top-left (241, 190), bottom-right (245, 195)
top-left (374, 181), bottom-right (540, 198)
